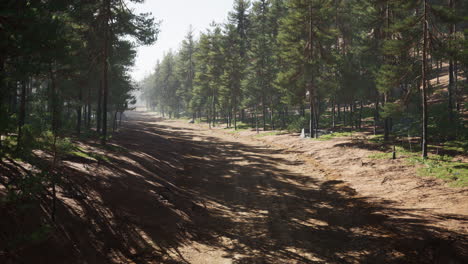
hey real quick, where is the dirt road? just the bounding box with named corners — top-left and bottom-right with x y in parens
top-left (11, 111), bottom-right (467, 264)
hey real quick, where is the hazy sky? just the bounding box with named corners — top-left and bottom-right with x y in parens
top-left (129, 0), bottom-right (235, 81)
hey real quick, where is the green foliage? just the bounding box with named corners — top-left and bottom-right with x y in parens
top-left (428, 103), bottom-right (467, 140)
top-left (286, 116), bottom-right (307, 133)
top-left (380, 102), bottom-right (403, 119)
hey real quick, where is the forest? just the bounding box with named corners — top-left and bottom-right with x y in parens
top-left (0, 0), bottom-right (158, 150)
top-left (141, 0), bottom-right (467, 158)
top-left (1, 0), bottom-right (467, 263)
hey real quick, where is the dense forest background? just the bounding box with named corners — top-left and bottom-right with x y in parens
top-left (141, 0), bottom-right (467, 158)
top-left (0, 0), bottom-right (158, 151)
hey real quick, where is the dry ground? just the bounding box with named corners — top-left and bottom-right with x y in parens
top-left (1, 111), bottom-right (467, 264)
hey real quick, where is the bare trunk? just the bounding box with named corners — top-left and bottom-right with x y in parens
top-left (447, 0), bottom-right (455, 119)
top-left (309, 87), bottom-right (313, 138)
top-left (255, 106), bottom-right (259, 134)
top-left (87, 86), bottom-right (91, 129)
top-left (359, 101), bottom-right (363, 130)
top-left (374, 95), bottom-right (379, 135)
top-left (16, 81), bottom-right (26, 151)
top-left (270, 99), bottom-right (274, 130)
top-left (101, 0), bottom-right (110, 145)
top-left (112, 110), bottom-right (117, 132)
top-left (76, 87), bottom-right (82, 135)
top-left (332, 97), bottom-right (336, 129)
top-left (421, 0), bottom-right (428, 158)
top-left (97, 80), bottom-right (102, 133)
top-left (262, 96), bottom-right (266, 131)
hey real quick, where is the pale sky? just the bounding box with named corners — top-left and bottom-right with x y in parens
top-left (129, 0), bottom-right (235, 81)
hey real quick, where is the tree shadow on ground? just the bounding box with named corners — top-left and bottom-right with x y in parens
top-left (2, 112), bottom-right (467, 264)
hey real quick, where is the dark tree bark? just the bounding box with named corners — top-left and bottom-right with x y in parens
top-left (97, 80), bottom-right (102, 133)
top-left (86, 86), bottom-right (92, 129)
top-left (309, 86), bottom-right (313, 138)
top-left (16, 81), bottom-right (26, 151)
top-left (332, 97), bottom-right (336, 129)
top-left (234, 101), bottom-right (238, 130)
top-left (101, 0), bottom-right (110, 145)
top-left (52, 78), bottom-right (59, 135)
top-left (112, 110), bottom-right (118, 132)
top-left (262, 96), bottom-right (266, 131)
top-left (337, 103), bottom-right (341, 122)
top-left (374, 95), bottom-right (379, 135)
top-left (76, 87), bottom-right (82, 135)
top-left (359, 101), bottom-right (363, 130)
top-left (343, 104), bottom-right (346, 126)
top-left (421, 0), bottom-right (429, 158)
top-left (270, 99), bottom-right (274, 130)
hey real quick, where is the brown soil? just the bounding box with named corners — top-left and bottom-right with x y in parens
top-left (1, 111), bottom-right (467, 264)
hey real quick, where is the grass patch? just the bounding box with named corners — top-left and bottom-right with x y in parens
top-left (368, 146), bottom-right (468, 187)
top-left (103, 144), bottom-right (128, 153)
top-left (255, 131), bottom-right (288, 138)
top-left (228, 128), bottom-right (249, 134)
top-left (429, 140), bottom-right (468, 153)
top-left (235, 122), bottom-right (252, 130)
top-left (368, 146), bottom-right (414, 159)
top-left (368, 134), bottom-right (385, 143)
top-left (69, 150), bottom-right (93, 159)
top-left (313, 131), bottom-right (355, 141)
top-left (407, 155), bottom-right (468, 187)
top-left (69, 148), bottom-right (110, 162)
top-left (89, 152), bottom-right (110, 162)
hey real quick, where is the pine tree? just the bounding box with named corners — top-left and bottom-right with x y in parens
top-left (277, 0), bottom-right (335, 137)
top-left (220, 23), bottom-right (243, 129)
top-left (176, 26), bottom-right (197, 119)
top-left (245, 0), bottom-right (277, 131)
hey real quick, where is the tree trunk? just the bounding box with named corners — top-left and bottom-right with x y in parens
top-left (309, 87), bottom-right (313, 138)
top-left (255, 105), bottom-right (259, 134)
top-left (383, 93), bottom-right (390, 141)
top-left (262, 96), bottom-right (266, 131)
top-left (421, 0), bottom-right (428, 158)
top-left (234, 102), bottom-right (237, 130)
top-left (270, 99), bottom-right (274, 130)
top-left (112, 110), bottom-right (117, 132)
top-left (87, 86), bottom-right (91, 129)
top-left (50, 74), bottom-right (59, 135)
top-left (101, 0), bottom-right (110, 145)
top-left (313, 94), bottom-right (319, 138)
top-left (16, 81), bottom-right (26, 151)
top-left (76, 87), bottom-right (82, 135)
top-left (374, 95), bottom-right (379, 135)
top-left (332, 97), bottom-right (336, 130)
top-left (343, 104), bottom-right (346, 126)
top-left (281, 107), bottom-right (286, 129)
top-left (359, 101), bottom-right (363, 130)
top-left (76, 106), bottom-right (82, 135)
top-left (448, 59), bottom-right (455, 123)
top-left (337, 103), bottom-right (341, 122)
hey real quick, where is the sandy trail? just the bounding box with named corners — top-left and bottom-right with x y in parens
top-left (111, 112), bottom-right (466, 263)
top-left (5, 111), bottom-right (466, 264)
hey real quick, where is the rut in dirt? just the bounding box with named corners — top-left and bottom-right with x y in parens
top-left (21, 112), bottom-right (467, 264)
